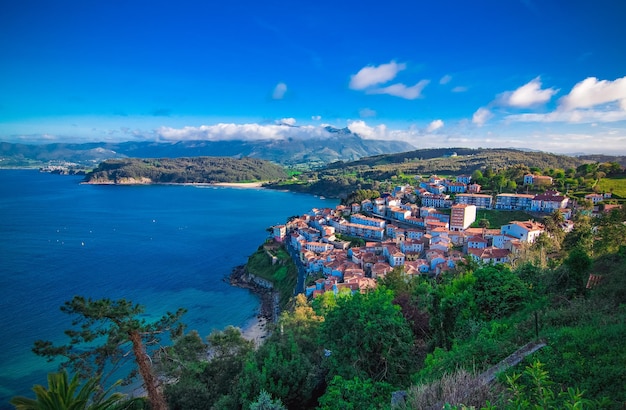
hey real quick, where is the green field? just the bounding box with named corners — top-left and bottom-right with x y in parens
top-left (596, 174), bottom-right (626, 198)
top-left (470, 209), bottom-right (537, 229)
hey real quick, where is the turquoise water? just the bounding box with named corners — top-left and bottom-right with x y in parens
top-left (0, 170), bottom-right (334, 407)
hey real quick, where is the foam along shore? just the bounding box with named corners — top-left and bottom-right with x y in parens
top-left (211, 182), bottom-right (265, 188)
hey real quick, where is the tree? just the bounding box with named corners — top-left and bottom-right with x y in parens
top-left (156, 331), bottom-right (212, 410)
top-left (319, 288), bottom-right (415, 385)
top-left (562, 246), bottom-right (592, 295)
top-left (428, 273), bottom-right (477, 350)
top-left (236, 330), bottom-right (323, 409)
top-left (10, 371), bottom-right (139, 410)
top-left (378, 266), bottom-right (411, 293)
top-left (471, 170), bottom-right (484, 184)
top-left (204, 326), bottom-right (256, 404)
top-left (472, 266), bottom-right (530, 321)
top-left (392, 292), bottom-right (431, 345)
top-left (456, 255), bottom-right (481, 275)
top-left (506, 180), bottom-right (517, 191)
top-left (278, 294), bottom-right (324, 351)
top-left (493, 175), bottom-right (505, 193)
top-left (563, 215), bottom-right (593, 253)
top-left (33, 297), bottom-right (186, 410)
top-left (158, 326), bottom-right (257, 409)
top-left (594, 209), bottom-right (626, 256)
top-left (317, 376), bottom-right (393, 410)
top-left (234, 295), bottom-right (325, 408)
top-left (249, 390), bottom-right (286, 410)
top-left (479, 219), bottom-right (490, 238)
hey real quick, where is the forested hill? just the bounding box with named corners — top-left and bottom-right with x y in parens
top-left (83, 157), bottom-right (287, 184)
top-left (325, 148), bottom-right (585, 175)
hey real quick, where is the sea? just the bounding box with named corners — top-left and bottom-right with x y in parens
top-left (0, 169), bottom-right (334, 407)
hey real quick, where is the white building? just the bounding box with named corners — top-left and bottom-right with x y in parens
top-left (449, 204), bottom-right (477, 231)
top-left (500, 220), bottom-right (545, 243)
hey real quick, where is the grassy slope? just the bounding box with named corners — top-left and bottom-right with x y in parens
top-left (413, 251), bottom-right (626, 407)
top-left (596, 174), bottom-right (626, 198)
top-left (244, 246), bottom-right (298, 308)
top-left (471, 210), bottom-right (537, 229)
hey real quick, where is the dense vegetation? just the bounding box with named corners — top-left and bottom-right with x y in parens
top-left (14, 153), bottom-right (626, 409)
top-left (83, 157), bottom-right (288, 184)
top-left (20, 204), bottom-right (626, 409)
top-left (267, 148), bottom-right (588, 199)
top-left (268, 150), bottom-right (625, 203)
top-left (326, 148), bottom-right (585, 172)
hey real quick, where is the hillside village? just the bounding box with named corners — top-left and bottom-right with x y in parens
top-left (269, 173), bottom-right (615, 299)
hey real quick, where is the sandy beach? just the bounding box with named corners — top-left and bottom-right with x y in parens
top-left (212, 182), bottom-right (265, 188)
top-left (227, 265), bottom-right (277, 346)
top-left (241, 316), bottom-right (270, 345)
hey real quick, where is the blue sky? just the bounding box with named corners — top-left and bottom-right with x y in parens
top-left (1, 0), bottom-right (626, 154)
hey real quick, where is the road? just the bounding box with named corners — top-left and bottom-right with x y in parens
top-left (285, 240), bottom-right (308, 295)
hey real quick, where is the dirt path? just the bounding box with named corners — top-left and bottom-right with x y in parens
top-left (479, 339), bottom-right (547, 384)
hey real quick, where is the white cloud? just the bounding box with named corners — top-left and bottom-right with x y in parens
top-left (452, 86), bottom-right (468, 93)
top-left (559, 76), bottom-right (626, 111)
top-left (502, 76), bottom-right (626, 124)
top-left (157, 123), bottom-right (332, 141)
top-left (440, 74), bottom-right (452, 85)
top-left (506, 109), bottom-right (626, 123)
top-left (346, 120), bottom-right (424, 146)
top-left (427, 119), bottom-right (444, 132)
top-left (272, 82), bottom-right (287, 99)
top-left (311, 115), bottom-right (322, 121)
top-left (472, 107), bottom-right (493, 126)
top-left (5, 116), bottom-right (626, 155)
top-left (349, 61), bottom-right (406, 90)
top-left (278, 118), bottom-right (296, 126)
top-left (347, 120), bottom-right (388, 139)
top-left (156, 120), bottom-right (626, 155)
top-left (367, 80), bottom-right (430, 100)
top-left (502, 77), bottom-right (558, 107)
top-left (359, 108), bottom-right (377, 118)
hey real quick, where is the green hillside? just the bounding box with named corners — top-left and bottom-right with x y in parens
top-left (324, 148), bottom-right (585, 175)
top-left (83, 157), bottom-right (287, 184)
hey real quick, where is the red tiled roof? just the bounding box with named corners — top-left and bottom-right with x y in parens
top-left (467, 235), bottom-right (488, 243)
top-left (468, 247), bottom-right (510, 259)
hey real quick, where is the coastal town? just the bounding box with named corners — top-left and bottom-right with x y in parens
top-left (266, 173), bottom-right (616, 299)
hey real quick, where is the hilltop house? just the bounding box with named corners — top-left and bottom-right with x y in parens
top-left (524, 174), bottom-right (553, 186)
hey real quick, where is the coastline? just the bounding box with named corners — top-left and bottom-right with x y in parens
top-left (81, 179), bottom-right (267, 188)
top-left (212, 182), bottom-right (265, 188)
top-left (228, 265), bottom-right (277, 344)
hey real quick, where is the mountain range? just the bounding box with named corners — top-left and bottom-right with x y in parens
top-left (3, 126), bottom-right (626, 172)
top-left (0, 127), bottom-right (415, 169)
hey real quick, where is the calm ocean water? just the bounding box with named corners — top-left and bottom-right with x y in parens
top-left (0, 169), bottom-right (334, 406)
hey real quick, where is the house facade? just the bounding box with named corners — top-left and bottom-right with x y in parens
top-left (495, 193), bottom-right (535, 210)
top-left (455, 193), bottom-right (493, 209)
top-left (449, 204), bottom-right (477, 231)
top-left (500, 220), bottom-right (545, 243)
